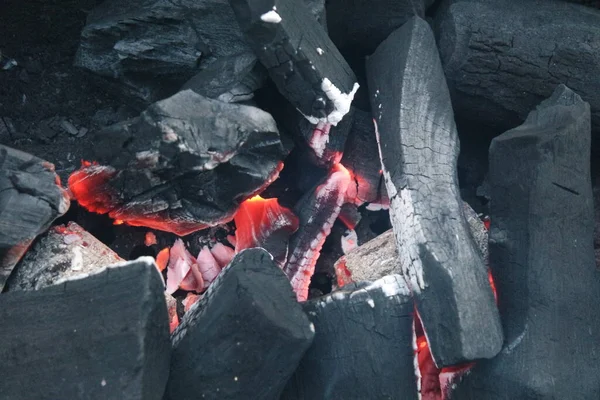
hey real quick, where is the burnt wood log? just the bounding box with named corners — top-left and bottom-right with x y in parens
top-left (451, 86), bottom-right (600, 399)
top-left (0, 145), bottom-right (70, 291)
top-left (68, 90), bottom-right (284, 236)
top-left (365, 16), bottom-right (502, 367)
top-left (166, 248), bottom-right (314, 400)
top-left (5, 222), bottom-right (123, 292)
top-left (434, 0), bottom-right (600, 140)
top-left (281, 275), bottom-right (418, 400)
top-left (0, 257), bottom-right (170, 400)
top-left (228, 0), bottom-right (358, 126)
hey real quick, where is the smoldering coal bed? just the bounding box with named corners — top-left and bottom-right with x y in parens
top-left (2, 0), bottom-right (600, 399)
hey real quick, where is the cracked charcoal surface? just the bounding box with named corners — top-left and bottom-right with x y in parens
top-left (366, 16), bottom-right (502, 367)
top-left (0, 258), bottom-right (170, 400)
top-left (434, 0), bottom-right (600, 143)
top-left (167, 248), bottom-right (314, 400)
top-left (451, 85), bottom-right (600, 399)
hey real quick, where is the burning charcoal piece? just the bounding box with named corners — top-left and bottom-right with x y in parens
top-left (0, 258), bottom-right (170, 400)
top-left (68, 90), bottom-right (284, 236)
top-left (326, 0), bottom-right (430, 55)
top-left (285, 163), bottom-right (352, 301)
top-left (282, 275), bottom-right (418, 400)
top-left (234, 195), bottom-right (299, 267)
top-left (341, 108), bottom-right (388, 207)
top-left (366, 17), bottom-right (502, 367)
top-left (0, 145), bottom-right (70, 291)
top-left (4, 222), bottom-right (123, 292)
top-left (434, 0), bottom-right (600, 138)
top-left (451, 86), bottom-right (600, 399)
top-left (228, 0), bottom-right (359, 126)
top-left (166, 248), bottom-right (314, 400)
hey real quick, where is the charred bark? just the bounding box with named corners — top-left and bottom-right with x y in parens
top-left (366, 16), bottom-right (502, 367)
top-left (451, 86), bottom-right (600, 399)
top-left (0, 258), bottom-right (170, 400)
top-left (282, 275), bottom-right (418, 400)
top-left (166, 248), bottom-right (314, 400)
top-left (0, 145), bottom-right (70, 291)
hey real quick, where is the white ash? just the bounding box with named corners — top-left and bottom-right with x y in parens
top-left (316, 48), bottom-right (324, 55)
top-left (260, 10), bottom-right (282, 23)
top-left (302, 79), bottom-right (359, 126)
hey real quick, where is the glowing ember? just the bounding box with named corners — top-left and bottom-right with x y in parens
top-left (67, 163), bottom-right (118, 215)
top-left (165, 239), bottom-right (195, 294)
top-left (145, 232), bottom-right (157, 246)
top-left (155, 247), bottom-right (170, 272)
top-left (333, 258), bottom-right (353, 287)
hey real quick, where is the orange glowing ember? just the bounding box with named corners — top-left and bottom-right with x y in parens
top-left (145, 232), bottom-right (158, 246)
top-left (155, 247), bottom-right (170, 272)
top-left (68, 163), bottom-right (119, 214)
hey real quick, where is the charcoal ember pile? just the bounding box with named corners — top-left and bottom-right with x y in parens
top-left (1, 0), bottom-right (600, 398)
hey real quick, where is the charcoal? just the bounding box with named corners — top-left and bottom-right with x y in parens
top-left (434, 0), bottom-right (600, 139)
top-left (285, 163), bottom-right (352, 301)
top-left (326, 0), bottom-right (430, 55)
top-left (451, 86), bottom-right (600, 399)
top-left (228, 0), bottom-right (358, 126)
top-left (336, 202), bottom-right (488, 285)
top-left (0, 258), bottom-right (170, 400)
top-left (75, 0), bottom-right (326, 104)
top-left (5, 222), bottom-right (123, 292)
top-left (366, 17), bottom-right (502, 367)
top-left (0, 145), bottom-right (70, 291)
top-left (281, 275), bottom-right (418, 400)
top-left (166, 248), bottom-right (314, 400)
top-left (68, 90), bottom-right (285, 236)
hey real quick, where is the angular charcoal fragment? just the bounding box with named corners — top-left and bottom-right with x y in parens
top-left (68, 90), bottom-right (284, 236)
top-left (0, 145), bottom-right (70, 291)
top-left (285, 163), bottom-right (352, 301)
top-left (0, 258), bottom-right (170, 400)
top-left (282, 275), bottom-right (418, 400)
top-left (366, 17), bottom-right (502, 367)
top-left (228, 0), bottom-right (358, 126)
top-left (5, 222), bottom-right (123, 292)
top-left (434, 0), bottom-right (600, 138)
top-left (451, 86), bottom-right (600, 399)
top-left (166, 248), bottom-right (314, 400)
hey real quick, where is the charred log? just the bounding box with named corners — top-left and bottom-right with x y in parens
top-left (434, 0), bottom-right (600, 139)
top-left (366, 16), bottom-right (502, 367)
top-left (282, 275), bottom-right (418, 400)
top-left (0, 145), bottom-right (70, 291)
top-left (68, 90), bottom-right (284, 236)
top-left (166, 248), bottom-right (314, 400)
top-left (5, 222), bottom-right (123, 292)
top-left (285, 163), bottom-right (352, 301)
top-left (451, 86), bottom-right (600, 399)
top-left (0, 258), bottom-right (170, 400)
top-left (228, 0), bottom-right (358, 126)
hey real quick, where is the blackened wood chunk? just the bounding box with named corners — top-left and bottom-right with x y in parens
top-left (366, 17), bottom-right (502, 367)
top-left (166, 248), bottom-right (314, 400)
top-left (5, 222), bottom-right (123, 292)
top-left (0, 258), bottom-right (170, 400)
top-left (68, 90), bottom-right (285, 236)
top-left (434, 0), bottom-right (600, 138)
top-left (0, 145), bottom-right (70, 291)
top-left (282, 275), bottom-right (418, 400)
top-left (228, 0), bottom-right (358, 126)
top-left (326, 0), bottom-right (429, 55)
top-left (451, 86), bottom-right (600, 399)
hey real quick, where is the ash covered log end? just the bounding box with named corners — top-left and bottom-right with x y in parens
top-left (282, 275), bottom-right (418, 400)
top-left (166, 248), bottom-right (314, 400)
top-left (228, 0), bottom-right (358, 126)
top-left (366, 16), bottom-right (502, 366)
top-left (451, 85), bottom-right (600, 399)
top-left (0, 257), bottom-right (170, 400)
top-left (0, 145), bottom-right (70, 290)
top-left (68, 90), bottom-right (285, 236)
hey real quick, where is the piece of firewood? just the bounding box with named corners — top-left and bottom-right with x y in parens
top-left (0, 258), bottom-right (170, 400)
top-left (366, 16), bottom-right (502, 367)
top-left (451, 85), bottom-right (600, 399)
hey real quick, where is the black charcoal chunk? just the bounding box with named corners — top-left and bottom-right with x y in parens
top-left (165, 248), bottom-right (314, 400)
top-left (451, 86), bottom-right (600, 399)
top-left (0, 258), bottom-right (170, 400)
top-left (366, 16), bottom-right (502, 367)
top-left (0, 145), bottom-right (70, 291)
